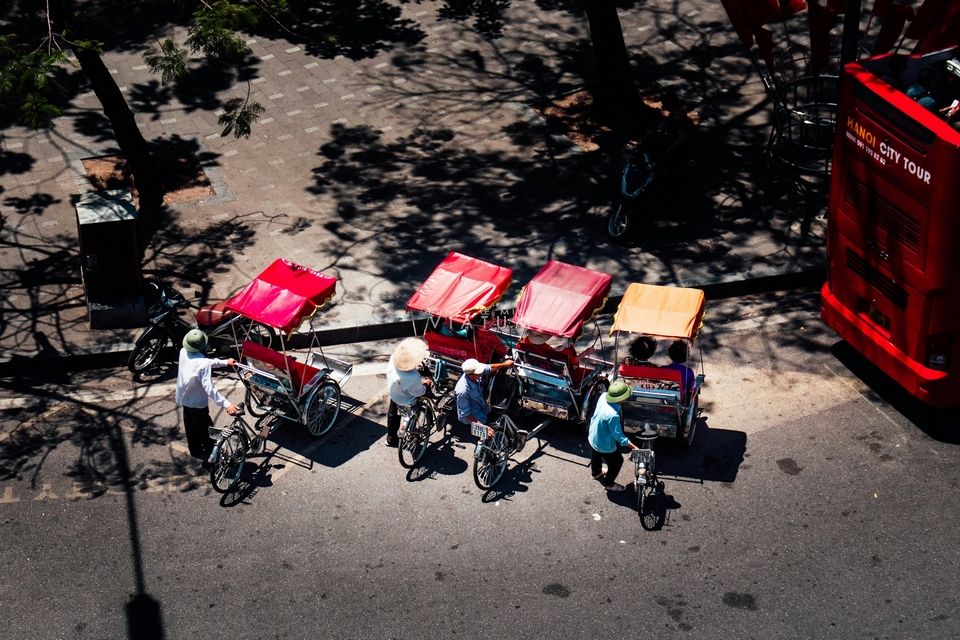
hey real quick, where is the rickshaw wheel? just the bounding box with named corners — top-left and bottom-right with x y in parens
top-left (211, 430), bottom-right (247, 493)
top-left (581, 379), bottom-right (609, 432)
top-left (304, 381), bottom-right (341, 437)
top-left (473, 430), bottom-right (508, 490)
top-left (488, 370), bottom-right (519, 413)
top-left (245, 387), bottom-right (268, 418)
top-left (680, 395), bottom-right (699, 449)
top-left (638, 483), bottom-right (665, 531)
top-left (398, 404), bottom-right (431, 469)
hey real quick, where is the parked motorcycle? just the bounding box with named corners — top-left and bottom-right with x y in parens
top-left (127, 279), bottom-right (276, 374)
top-left (607, 120), bottom-right (687, 241)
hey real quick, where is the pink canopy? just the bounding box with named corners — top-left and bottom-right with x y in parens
top-left (226, 259), bottom-right (337, 336)
top-left (512, 261), bottom-right (613, 338)
top-left (406, 252), bottom-right (513, 323)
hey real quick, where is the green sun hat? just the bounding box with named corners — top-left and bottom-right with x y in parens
top-left (183, 329), bottom-right (209, 353)
top-left (605, 379), bottom-right (632, 403)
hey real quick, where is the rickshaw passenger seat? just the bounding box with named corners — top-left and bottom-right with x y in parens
top-left (618, 364), bottom-right (685, 402)
top-left (241, 340), bottom-right (319, 397)
top-left (424, 330), bottom-right (476, 362)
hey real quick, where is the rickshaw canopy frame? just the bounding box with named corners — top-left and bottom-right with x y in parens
top-left (226, 258), bottom-right (337, 337)
top-left (511, 260), bottom-right (613, 339)
top-left (406, 252), bottom-right (513, 324)
top-left (610, 282), bottom-right (705, 340)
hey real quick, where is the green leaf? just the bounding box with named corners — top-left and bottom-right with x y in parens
top-left (142, 37), bottom-right (195, 85)
top-left (218, 95), bottom-right (264, 139)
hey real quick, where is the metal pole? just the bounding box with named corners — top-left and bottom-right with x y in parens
top-left (841, 0), bottom-right (863, 65)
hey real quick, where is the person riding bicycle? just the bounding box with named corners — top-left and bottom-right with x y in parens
top-left (454, 357), bottom-right (523, 450)
top-left (385, 338), bottom-right (432, 447)
top-left (174, 329), bottom-right (238, 469)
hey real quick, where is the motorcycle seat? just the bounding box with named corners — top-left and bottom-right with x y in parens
top-left (196, 300), bottom-right (233, 327)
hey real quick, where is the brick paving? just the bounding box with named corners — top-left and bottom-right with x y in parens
top-left (0, 0), bottom-right (824, 363)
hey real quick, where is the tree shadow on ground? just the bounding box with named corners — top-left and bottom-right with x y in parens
top-left (283, 0), bottom-right (426, 60)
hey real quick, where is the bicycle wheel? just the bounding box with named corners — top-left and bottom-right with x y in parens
top-left (304, 381), bottom-right (341, 437)
top-left (210, 429), bottom-right (247, 493)
top-left (398, 404), bottom-right (432, 469)
top-left (473, 430), bottom-right (508, 490)
top-left (638, 481), bottom-right (665, 531)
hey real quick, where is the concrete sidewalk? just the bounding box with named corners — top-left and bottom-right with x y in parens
top-left (0, 1), bottom-right (826, 373)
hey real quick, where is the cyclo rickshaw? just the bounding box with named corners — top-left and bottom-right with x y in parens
top-left (207, 259), bottom-right (353, 492)
top-left (473, 260), bottom-right (614, 489)
top-left (609, 283), bottom-right (705, 528)
top-left (399, 252), bottom-right (513, 468)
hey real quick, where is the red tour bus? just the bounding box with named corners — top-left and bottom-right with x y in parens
top-left (821, 47), bottom-right (960, 407)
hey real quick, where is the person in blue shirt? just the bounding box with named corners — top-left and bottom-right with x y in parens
top-left (455, 357), bottom-right (521, 447)
top-left (664, 340), bottom-right (695, 398)
top-left (587, 379), bottom-right (639, 492)
top-left (906, 68), bottom-right (939, 112)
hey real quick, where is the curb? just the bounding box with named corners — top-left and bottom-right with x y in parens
top-left (0, 267), bottom-right (825, 377)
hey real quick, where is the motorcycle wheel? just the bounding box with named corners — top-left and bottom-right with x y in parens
top-left (127, 329), bottom-right (167, 373)
top-left (245, 322), bottom-right (277, 350)
top-left (608, 200), bottom-right (634, 242)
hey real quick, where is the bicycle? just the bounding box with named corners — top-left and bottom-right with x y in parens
top-left (471, 413), bottom-right (526, 490)
top-left (397, 377), bottom-right (455, 469)
top-left (632, 423), bottom-right (666, 530)
top-left (208, 404), bottom-right (272, 493)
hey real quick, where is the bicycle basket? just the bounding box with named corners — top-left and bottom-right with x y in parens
top-left (631, 449), bottom-right (653, 465)
top-left (208, 426), bottom-right (225, 440)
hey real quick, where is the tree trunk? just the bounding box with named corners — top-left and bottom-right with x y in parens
top-left (582, 0), bottom-right (650, 128)
top-left (73, 49), bottom-right (162, 204)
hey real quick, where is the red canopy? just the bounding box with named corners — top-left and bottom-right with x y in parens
top-left (226, 259), bottom-right (337, 336)
top-left (406, 252), bottom-right (513, 323)
top-left (512, 261), bottom-right (613, 339)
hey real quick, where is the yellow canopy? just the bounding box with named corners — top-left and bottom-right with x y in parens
top-left (610, 283), bottom-right (705, 340)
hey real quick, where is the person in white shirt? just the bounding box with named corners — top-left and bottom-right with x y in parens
top-left (385, 338), bottom-right (431, 447)
top-left (175, 329), bottom-right (237, 466)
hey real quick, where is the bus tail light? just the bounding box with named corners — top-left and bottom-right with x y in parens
top-left (925, 335), bottom-right (952, 371)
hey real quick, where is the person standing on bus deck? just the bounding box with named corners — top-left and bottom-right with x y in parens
top-left (175, 329), bottom-right (237, 468)
top-left (907, 68), bottom-right (939, 112)
top-left (385, 338), bottom-right (431, 447)
top-left (880, 54), bottom-right (908, 91)
top-left (588, 380), bottom-right (640, 492)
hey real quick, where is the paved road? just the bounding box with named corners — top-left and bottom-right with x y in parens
top-left (2, 290), bottom-right (958, 639)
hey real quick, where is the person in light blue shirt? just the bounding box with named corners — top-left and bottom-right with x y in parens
top-left (587, 380), bottom-right (639, 492)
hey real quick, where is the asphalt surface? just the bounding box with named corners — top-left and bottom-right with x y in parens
top-left (2, 291), bottom-right (958, 639)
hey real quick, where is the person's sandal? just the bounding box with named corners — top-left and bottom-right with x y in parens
top-left (604, 483), bottom-right (626, 492)
top-left (592, 472), bottom-right (605, 480)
